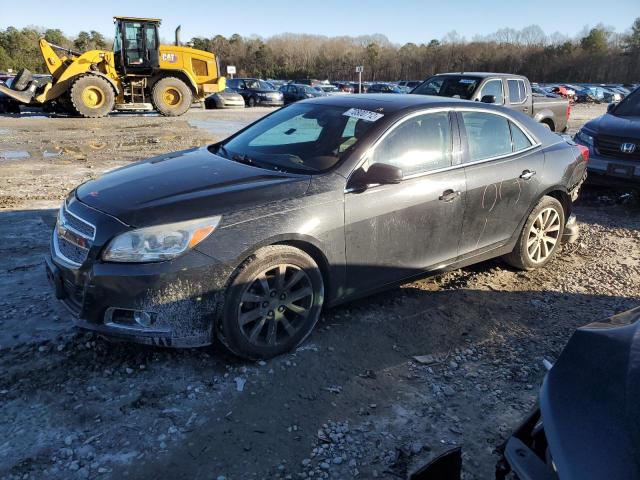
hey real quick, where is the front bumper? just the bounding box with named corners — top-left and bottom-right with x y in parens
top-left (46, 198), bottom-right (229, 348)
top-left (256, 98), bottom-right (284, 107)
top-left (584, 150), bottom-right (640, 187)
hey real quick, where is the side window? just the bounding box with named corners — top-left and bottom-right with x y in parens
top-left (249, 113), bottom-right (322, 146)
top-left (369, 111), bottom-right (452, 176)
top-left (479, 80), bottom-right (504, 104)
top-left (510, 121), bottom-right (533, 152)
top-left (461, 111), bottom-right (512, 162)
top-left (508, 79), bottom-right (526, 103)
top-left (227, 79), bottom-right (238, 89)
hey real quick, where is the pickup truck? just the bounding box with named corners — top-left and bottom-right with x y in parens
top-left (411, 72), bottom-right (570, 132)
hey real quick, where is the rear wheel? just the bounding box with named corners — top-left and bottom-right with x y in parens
top-left (217, 245), bottom-right (324, 359)
top-left (504, 196), bottom-right (565, 270)
top-left (151, 77), bottom-right (192, 116)
top-left (69, 75), bottom-right (115, 118)
top-left (247, 96), bottom-right (256, 107)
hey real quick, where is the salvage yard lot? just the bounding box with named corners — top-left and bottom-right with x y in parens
top-left (0, 104), bottom-right (639, 480)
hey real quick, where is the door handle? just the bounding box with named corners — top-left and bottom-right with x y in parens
top-left (520, 170), bottom-right (536, 180)
top-left (439, 189), bottom-right (461, 202)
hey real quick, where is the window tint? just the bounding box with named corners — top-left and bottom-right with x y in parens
top-left (480, 80), bottom-right (504, 104)
top-left (508, 79), bottom-right (526, 103)
top-left (461, 112), bottom-right (512, 162)
top-left (510, 122), bottom-right (533, 151)
top-left (369, 111), bottom-right (452, 176)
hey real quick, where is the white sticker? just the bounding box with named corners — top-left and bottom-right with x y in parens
top-left (459, 79), bottom-right (476, 84)
top-left (342, 108), bottom-right (384, 122)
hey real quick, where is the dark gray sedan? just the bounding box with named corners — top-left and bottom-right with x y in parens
top-left (46, 95), bottom-right (588, 359)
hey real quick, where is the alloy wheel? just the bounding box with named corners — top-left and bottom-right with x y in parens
top-left (527, 207), bottom-right (561, 263)
top-left (237, 264), bottom-right (314, 347)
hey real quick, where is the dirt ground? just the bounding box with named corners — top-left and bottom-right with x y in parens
top-left (0, 103), bottom-right (638, 480)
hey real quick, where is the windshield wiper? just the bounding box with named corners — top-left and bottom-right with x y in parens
top-left (216, 145), bottom-right (231, 159)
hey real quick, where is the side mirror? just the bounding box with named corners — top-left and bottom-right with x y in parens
top-left (607, 102), bottom-right (617, 113)
top-left (481, 95), bottom-right (496, 104)
top-left (365, 163), bottom-right (403, 185)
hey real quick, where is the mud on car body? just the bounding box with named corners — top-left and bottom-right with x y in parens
top-left (46, 95), bottom-right (588, 359)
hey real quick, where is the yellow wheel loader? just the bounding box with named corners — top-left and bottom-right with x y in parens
top-left (0, 17), bottom-right (225, 117)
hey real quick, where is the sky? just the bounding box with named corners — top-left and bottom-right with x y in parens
top-left (1, 0), bottom-right (639, 44)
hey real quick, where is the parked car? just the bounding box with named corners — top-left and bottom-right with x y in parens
top-left (412, 307), bottom-right (640, 480)
top-left (332, 82), bottom-right (355, 93)
top-left (226, 78), bottom-right (284, 107)
top-left (0, 77), bottom-right (21, 113)
top-left (291, 78), bottom-right (324, 87)
top-left (46, 94), bottom-right (587, 359)
top-left (397, 80), bottom-right (422, 91)
top-left (574, 86), bottom-right (640, 187)
top-left (575, 86), bottom-right (605, 103)
top-left (367, 83), bottom-right (404, 94)
top-left (350, 82), bottom-right (369, 93)
top-left (412, 73), bottom-right (571, 132)
top-left (204, 88), bottom-right (245, 109)
top-left (280, 83), bottom-right (324, 104)
top-left (314, 84), bottom-right (345, 96)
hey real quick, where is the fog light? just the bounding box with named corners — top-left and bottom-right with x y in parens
top-left (105, 308), bottom-right (156, 328)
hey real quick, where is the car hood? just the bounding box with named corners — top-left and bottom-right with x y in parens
top-left (76, 147), bottom-right (311, 227)
top-left (540, 307), bottom-right (640, 480)
top-left (584, 113), bottom-right (640, 139)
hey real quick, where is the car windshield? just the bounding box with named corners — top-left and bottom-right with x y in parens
top-left (211, 103), bottom-right (377, 173)
top-left (302, 86), bottom-right (317, 93)
top-left (245, 79), bottom-right (274, 90)
top-left (612, 90), bottom-right (640, 116)
top-left (412, 75), bottom-right (481, 99)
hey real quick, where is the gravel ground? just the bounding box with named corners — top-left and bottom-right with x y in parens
top-left (0, 104), bottom-right (638, 480)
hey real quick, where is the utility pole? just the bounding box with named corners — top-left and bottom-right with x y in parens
top-left (355, 65), bottom-right (363, 93)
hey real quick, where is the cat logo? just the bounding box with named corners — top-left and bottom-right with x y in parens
top-left (161, 52), bottom-right (178, 64)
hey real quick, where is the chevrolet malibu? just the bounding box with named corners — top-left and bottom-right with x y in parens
top-left (46, 95), bottom-right (588, 359)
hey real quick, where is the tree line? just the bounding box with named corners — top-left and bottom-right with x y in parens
top-left (1, 19), bottom-right (639, 83)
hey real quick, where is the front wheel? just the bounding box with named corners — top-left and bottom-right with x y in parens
top-left (217, 245), bottom-right (324, 359)
top-left (247, 96), bottom-right (256, 107)
top-left (503, 196), bottom-right (565, 270)
top-left (69, 75), bottom-right (115, 118)
top-left (151, 77), bottom-right (192, 116)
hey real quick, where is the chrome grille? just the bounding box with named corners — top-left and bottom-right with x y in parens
top-left (596, 135), bottom-right (640, 161)
top-left (54, 204), bottom-right (95, 266)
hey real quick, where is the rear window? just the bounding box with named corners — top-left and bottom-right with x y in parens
top-left (412, 76), bottom-right (481, 100)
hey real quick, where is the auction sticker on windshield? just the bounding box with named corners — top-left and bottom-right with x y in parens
top-left (343, 108), bottom-right (384, 122)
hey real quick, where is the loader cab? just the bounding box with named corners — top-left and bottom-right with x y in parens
top-left (113, 17), bottom-right (160, 74)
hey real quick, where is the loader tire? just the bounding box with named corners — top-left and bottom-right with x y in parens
top-left (12, 69), bottom-right (33, 91)
top-left (151, 77), bottom-right (192, 116)
top-left (69, 75), bottom-right (115, 118)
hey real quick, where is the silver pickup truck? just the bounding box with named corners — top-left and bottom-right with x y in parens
top-left (411, 72), bottom-right (570, 132)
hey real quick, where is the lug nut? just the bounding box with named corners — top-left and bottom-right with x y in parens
top-left (278, 305), bottom-right (285, 312)
top-left (279, 293), bottom-right (286, 300)
top-left (267, 310), bottom-right (274, 317)
top-left (262, 301), bottom-right (269, 308)
top-left (270, 291), bottom-right (277, 298)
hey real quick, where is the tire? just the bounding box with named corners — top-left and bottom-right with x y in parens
top-left (217, 245), bottom-right (324, 360)
top-left (503, 196), bottom-right (565, 270)
top-left (69, 75), bottom-right (115, 118)
top-left (247, 96), bottom-right (256, 107)
top-left (151, 77), bottom-right (192, 116)
top-left (12, 69), bottom-right (33, 91)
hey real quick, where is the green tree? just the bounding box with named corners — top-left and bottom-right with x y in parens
top-left (90, 30), bottom-right (106, 49)
top-left (44, 28), bottom-right (66, 46)
top-left (74, 31), bottom-right (91, 51)
top-left (625, 17), bottom-right (640, 50)
top-left (580, 28), bottom-right (608, 52)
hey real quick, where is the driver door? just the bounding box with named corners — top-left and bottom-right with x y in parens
top-left (121, 21), bottom-right (158, 72)
top-left (344, 110), bottom-right (466, 294)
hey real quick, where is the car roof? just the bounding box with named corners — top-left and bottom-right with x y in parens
top-left (303, 93), bottom-right (479, 113)
top-left (432, 72), bottom-right (527, 79)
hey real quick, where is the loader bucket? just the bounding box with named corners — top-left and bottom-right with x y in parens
top-left (0, 83), bottom-right (37, 105)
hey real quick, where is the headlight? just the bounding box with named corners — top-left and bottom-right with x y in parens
top-left (102, 216), bottom-right (221, 263)
top-left (575, 129), bottom-right (595, 147)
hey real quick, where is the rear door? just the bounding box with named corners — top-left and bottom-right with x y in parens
top-left (344, 110), bottom-right (466, 293)
top-left (457, 110), bottom-right (544, 256)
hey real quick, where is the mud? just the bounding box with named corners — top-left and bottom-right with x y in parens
top-left (1, 104), bottom-right (639, 480)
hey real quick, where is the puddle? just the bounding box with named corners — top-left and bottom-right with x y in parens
top-left (0, 150), bottom-right (30, 160)
top-left (43, 150), bottom-right (63, 158)
top-left (188, 119), bottom-right (248, 138)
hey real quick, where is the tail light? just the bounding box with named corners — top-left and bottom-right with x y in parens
top-left (566, 104), bottom-right (571, 119)
top-left (577, 144), bottom-right (589, 163)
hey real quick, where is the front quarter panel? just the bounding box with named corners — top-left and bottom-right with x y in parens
top-left (194, 173), bottom-right (347, 303)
